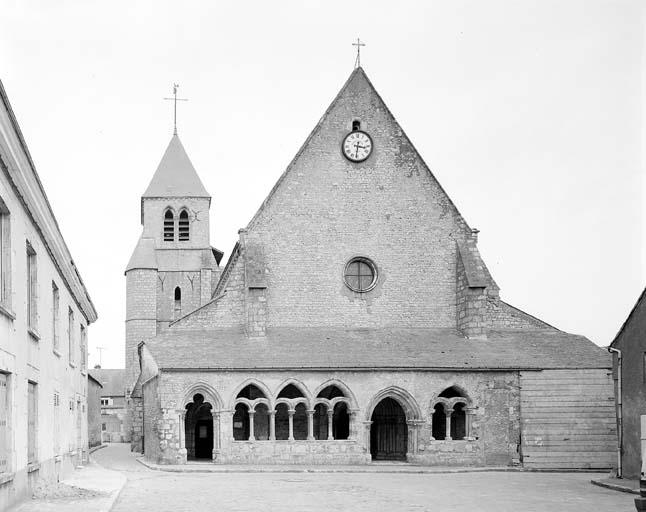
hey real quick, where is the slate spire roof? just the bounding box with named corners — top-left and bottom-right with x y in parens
top-left (142, 134), bottom-right (210, 199)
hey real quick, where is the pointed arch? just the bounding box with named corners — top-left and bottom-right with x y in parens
top-left (229, 379), bottom-right (273, 409)
top-left (365, 386), bottom-right (422, 421)
top-left (178, 208), bottom-right (190, 241)
top-left (163, 208), bottom-right (175, 241)
top-left (313, 379), bottom-right (358, 409)
top-left (180, 381), bottom-right (223, 411)
top-left (274, 378), bottom-right (312, 403)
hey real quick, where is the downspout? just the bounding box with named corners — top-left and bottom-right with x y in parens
top-left (608, 347), bottom-right (622, 478)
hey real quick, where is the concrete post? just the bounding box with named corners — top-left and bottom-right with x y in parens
top-left (635, 415), bottom-right (646, 511)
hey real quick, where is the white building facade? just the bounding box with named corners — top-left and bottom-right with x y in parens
top-left (0, 81), bottom-right (97, 511)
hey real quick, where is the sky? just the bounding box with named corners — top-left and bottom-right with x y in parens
top-left (1, 0), bottom-right (644, 369)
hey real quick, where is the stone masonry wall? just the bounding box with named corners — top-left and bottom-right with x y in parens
top-left (243, 69), bottom-right (473, 330)
top-left (487, 299), bottom-right (555, 330)
top-left (150, 369), bottom-right (521, 466)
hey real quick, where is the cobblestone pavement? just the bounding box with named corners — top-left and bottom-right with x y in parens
top-left (94, 445), bottom-right (634, 512)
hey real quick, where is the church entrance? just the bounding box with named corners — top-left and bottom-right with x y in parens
top-left (370, 397), bottom-right (408, 461)
top-left (185, 394), bottom-right (213, 460)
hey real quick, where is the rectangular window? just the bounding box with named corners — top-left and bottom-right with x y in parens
top-left (0, 197), bottom-right (10, 308)
top-left (26, 242), bottom-right (37, 330)
top-left (80, 324), bottom-right (86, 372)
top-left (68, 308), bottom-right (74, 366)
top-left (0, 373), bottom-right (8, 472)
top-left (27, 381), bottom-right (37, 464)
top-left (52, 282), bottom-right (59, 353)
top-left (101, 422), bottom-right (106, 432)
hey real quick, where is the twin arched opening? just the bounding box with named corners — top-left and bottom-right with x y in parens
top-left (430, 386), bottom-right (472, 441)
top-left (163, 208), bottom-right (190, 242)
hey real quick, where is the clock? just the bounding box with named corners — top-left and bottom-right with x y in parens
top-left (342, 130), bottom-right (373, 162)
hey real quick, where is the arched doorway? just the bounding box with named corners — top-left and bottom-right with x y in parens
top-left (370, 397), bottom-right (408, 461)
top-left (185, 393), bottom-right (213, 460)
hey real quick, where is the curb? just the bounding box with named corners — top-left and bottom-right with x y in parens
top-left (136, 458), bottom-right (606, 475)
top-left (90, 443), bottom-right (108, 454)
top-left (590, 479), bottom-right (639, 495)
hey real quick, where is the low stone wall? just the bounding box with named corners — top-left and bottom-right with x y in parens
top-left (412, 439), bottom-right (483, 466)
top-left (218, 440), bottom-right (370, 465)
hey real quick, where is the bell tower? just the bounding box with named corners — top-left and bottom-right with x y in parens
top-left (125, 134), bottom-right (221, 451)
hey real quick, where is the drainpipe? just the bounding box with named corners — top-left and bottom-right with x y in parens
top-left (608, 347), bottom-right (622, 478)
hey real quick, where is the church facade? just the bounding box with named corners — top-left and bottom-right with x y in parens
top-left (126, 68), bottom-right (616, 468)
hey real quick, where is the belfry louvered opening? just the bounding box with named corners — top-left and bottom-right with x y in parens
top-left (178, 209), bottom-right (189, 241)
top-left (163, 209), bottom-right (175, 241)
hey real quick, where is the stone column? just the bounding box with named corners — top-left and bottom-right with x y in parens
top-left (269, 411), bottom-right (276, 441)
top-left (307, 410), bottom-right (315, 441)
top-left (429, 412), bottom-right (435, 441)
top-left (445, 410), bottom-right (453, 441)
top-left (212, 412), bottom-right (220, 461)
top-left (362, 421), bottom-right (372, 454)
top-left (466, 407), bottom-right (476, 441)
top-left (248, 410), bottom-right (256, 441)
top-left (327, 409), bottom-right (334, 440)
top-left (349, 409), bottom-right (359, 440)
top-left (288, 410), bottom-right (295, 441)
top-left (178, 410), bottom-right (187, 464)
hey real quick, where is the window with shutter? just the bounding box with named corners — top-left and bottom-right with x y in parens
top-left (0, 374), bottom-right (7, 472)
top-left (27, 382), bottom-right (36, 464)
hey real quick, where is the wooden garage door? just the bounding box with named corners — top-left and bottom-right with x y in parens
top-left (520, 369), bottom-right (616, 469)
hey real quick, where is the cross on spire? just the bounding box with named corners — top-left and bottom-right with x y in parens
top-left (163, 83), bottom-right (189, 135)
top-left (352, 38), bottom-right (366, 68)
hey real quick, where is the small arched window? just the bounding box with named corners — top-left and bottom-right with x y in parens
top-left (178, 209), bottom-right (189, 241)
top-left (174, 286), bottom-right (181, 316)
top-left (163, 209), bottom-right (175, 241)
top-left (352, 120), bottom-right (361, 131)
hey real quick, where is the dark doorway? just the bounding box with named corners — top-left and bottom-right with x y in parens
top-left (370, 397), bottom-right (408, 461)
top-left (194, 420), bottom-right (213, 459)
top-left (185, 393), bottom-right (213, 460)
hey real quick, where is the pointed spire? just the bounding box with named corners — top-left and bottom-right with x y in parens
top-left (142, 135), bottom-right (210, 199)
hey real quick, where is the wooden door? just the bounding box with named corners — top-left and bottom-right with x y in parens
top-left (0, 374), bottom-right (7, 471)
top-left (370, 398), bottom-right (408, 461)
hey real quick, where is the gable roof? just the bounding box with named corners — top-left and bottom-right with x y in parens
top-left (146, 327), bottom-right (610, 371)
top-left (89, 368), bottom-right (126, 396)
top-left (610, 285), bottom-right (646, 347)
top-left (245, 66), bottom-right (472, 233)
top-left (142, 134), bottom-right (209, 211)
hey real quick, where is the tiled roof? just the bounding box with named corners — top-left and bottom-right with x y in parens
top-left (146, 327), bottom-right (610, 371)
top-left (125, 236), bottom-right (157, 272)
top-left (142, 135), bottom-right (209, 199)
top-left (89, 369), bottom-right (126, 396)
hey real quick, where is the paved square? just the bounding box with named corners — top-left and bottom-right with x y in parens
top-left (93, 445), bottom-right (634, 512)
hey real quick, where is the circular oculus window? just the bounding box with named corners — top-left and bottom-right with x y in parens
top-left (344, 257), bottom-right (378, 293)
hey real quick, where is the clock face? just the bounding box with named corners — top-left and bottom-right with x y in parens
top-left (342, 131), bottom-right (373, 162)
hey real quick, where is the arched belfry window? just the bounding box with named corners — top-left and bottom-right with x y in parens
top-left (352, 120), bottom-right (361, 131)
top-left (174, 286), bottom-right (181, 316)
top-left (178, 209), bottom-right (189, 241)
top-left (163, 209), bottom-right (175, 241)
